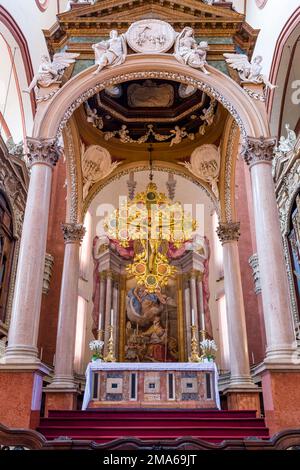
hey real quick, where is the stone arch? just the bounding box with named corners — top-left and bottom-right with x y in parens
top-left (33, 54), bottom-right (269, 223)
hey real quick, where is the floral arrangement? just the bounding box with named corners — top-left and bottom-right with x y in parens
top-left (89, 340), bottom-right (104, 361)
top-left (200, 339), bottom-right (217, 362)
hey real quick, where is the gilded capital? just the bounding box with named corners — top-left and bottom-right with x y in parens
top-left (61, 223), bottom-right (85, 243)
top-left (242, 136), bottom-right (277, 167)
top-left (26, 137), bottom-right (62, 168)
top-left (217, 222), bottom-right (240, 244)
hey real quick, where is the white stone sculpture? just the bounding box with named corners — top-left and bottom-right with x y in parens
top-left (84, 102), bottom-right (103, 129)
top-left (23, 53), bottom-right (79, 94)
top-left (169, 126), bottom-right (194, 147)
top-left (174, 27), bottom-right (210, 75)
top-left (223, 53), bottom-right (276, 91)
top-left (92, 30), bottom-right (127, 75)
top-left (126, 19), bottom-right (176, 54)
top-left (180, 144), bottom-right (220, 198)
top-left (81, 144), bottom-right (121, 199)
top-left (277, 124), bottom-right (297, 153)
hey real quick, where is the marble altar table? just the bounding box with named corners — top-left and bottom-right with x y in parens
top-left (82, 361), bottom-right (220, 410)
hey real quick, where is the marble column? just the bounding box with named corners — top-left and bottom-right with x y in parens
top-left (98, 273), bottom-right (106, 340)
top-left (2, 138), bottom-right (62, 364)
top-left (217, 222), bottom-right (255, 390)
top-left (49, 223), bottom-right (85, 389)
top-left (184, 280), bottom-right (192, 359)
top-left (243, 137), bottom-right (296, 363)
top-left (104, 271), bottom-right (113, 356)
top-left (0, 138), bottom-right (61, 428)
top-left (112, 280), bottom-right (119, 357)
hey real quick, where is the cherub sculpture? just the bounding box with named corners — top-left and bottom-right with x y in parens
top-left (23, 53), bottom-right (79, 94)
top-left (174, 27), bottom-right (210, 75)
top-left (223, 53), bottom-right (276, 91)
top-left (92, 30), bottom-right (127, 75)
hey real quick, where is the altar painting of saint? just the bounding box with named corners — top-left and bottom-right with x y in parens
top-left (124, 279), bottom-right (178, 362)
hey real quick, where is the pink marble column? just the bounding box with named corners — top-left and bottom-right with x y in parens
top-left (217, 222), bottom-right (255, 388)
top-left (104, 271), bottom-right (113, 356)
top-left (49, 223), bottom-right (85, 389)
top-left (98, 273), bottom-right (106, 339)
top-left (2, 138), bottom-right (61, 364)
top-left (243, 137), bottom-right (296, 363)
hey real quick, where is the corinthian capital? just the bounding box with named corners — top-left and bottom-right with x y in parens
top-left (217, 222), bottom-right (240, 244)
top-left (61, 223), bottom-right (85, 243)
top-left (26, 137), bottom-right (62, 168)
top-left (242, 136), bottom-right (277, 167)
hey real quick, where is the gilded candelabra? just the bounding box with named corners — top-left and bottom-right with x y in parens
top-left (104, 325), bottom-right (116, 362)
top-left (189, 325), bottom-right (201, 362)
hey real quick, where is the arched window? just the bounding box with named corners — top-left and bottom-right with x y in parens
top-left (0, 191), bottom-right (15, 323)
top-left (288, 193), bottom-right (300, 317)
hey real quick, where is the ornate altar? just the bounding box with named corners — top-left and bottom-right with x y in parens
top-left (82, 361), bottom-right (220, 410)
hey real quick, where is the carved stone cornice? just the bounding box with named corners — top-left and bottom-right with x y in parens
top-left (242, 137), bottom-right (277, 167)
top-left (217, 222), bottom-right (240, 244)
top-left (61, 223), bottom-right (85, 243)
top-left (26, 137), bottom-right (62, 168)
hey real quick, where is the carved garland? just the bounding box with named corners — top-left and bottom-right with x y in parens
top-left (224, 121), bottom-right (239, 222)
top-left (64, 124), bottom-right (80, 224)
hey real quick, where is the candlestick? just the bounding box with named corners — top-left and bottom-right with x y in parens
top-left (189, 325), bottom-right (201, 362)
top-left (191, 308), bottom-right (195, 326)
top-left (104, 325), bottom-right (116, 362)
top-left (97, 329), bottom-right (104, 341)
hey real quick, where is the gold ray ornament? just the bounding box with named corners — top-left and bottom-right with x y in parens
top-left (104, 180), bottom-right (197, 292)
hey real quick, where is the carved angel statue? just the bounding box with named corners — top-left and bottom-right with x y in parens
top-left (276, 124), bottom-right (297, 153)
top-left (92, 30), bottom-right (127, 75)
top-left (23, 53), bottom-right (79, 93)
top-left (223, 53), bottom-right (276, 90)
top-left (81, 144), bottom-right (121, 199)
top-left (174, 27), bottom-right (210, 75)
top-left (84, 102), bottom-right (103, 129)
top-left (169, 126), bottom-right (194, 147)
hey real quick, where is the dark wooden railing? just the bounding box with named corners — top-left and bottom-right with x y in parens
top-left (1, 423), bottom-right (300, 450)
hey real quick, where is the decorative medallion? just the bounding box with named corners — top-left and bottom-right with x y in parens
top-left (126, 20), bottom-right (176, 54)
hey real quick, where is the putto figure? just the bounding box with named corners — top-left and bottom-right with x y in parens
top-left (23, 53), bottom-right (79, 94)
top-left (92, 30), bottom-right (127, 75)
top-left (174, 27), bottom-right (210, 75)
top-left (223, 53), bottom-right (276, 91)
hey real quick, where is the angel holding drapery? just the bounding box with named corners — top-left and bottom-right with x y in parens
top-left (23, 53), bottom-right (79, 94)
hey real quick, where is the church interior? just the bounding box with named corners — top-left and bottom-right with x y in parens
top-left (0, 0), bottom-right (300, 451)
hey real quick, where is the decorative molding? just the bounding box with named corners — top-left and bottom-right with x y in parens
top-left (35, 0), bottom-right (49, 12)
top-left (255, 0), bottom-right (268, 9)
top-left (224, 121), bottom-right (239, 222)
top-left (216, 222), bottom-right (240, 244)
top-left (43, 253), bottom-right (54, 295)
top-left (248, 253), bottom-right (261, 295)
top-left (61, 222), bottom-right (85, 243)
top-left (243, 87), bottom-right (266, 102)
top-left (242, 136), bottom-right (277, 167)
top-left (64, 124), bottom-right (79, 224)
top-left (26, 137), bottom-right (62, 168)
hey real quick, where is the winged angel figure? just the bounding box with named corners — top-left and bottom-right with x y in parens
top-left (223, 54), bottom-right (276, 91)
top-left (24, 53), bottom-right (79, 94)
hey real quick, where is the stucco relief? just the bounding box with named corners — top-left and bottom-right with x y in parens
top-left (126, 19), bottom-right (176, 53)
